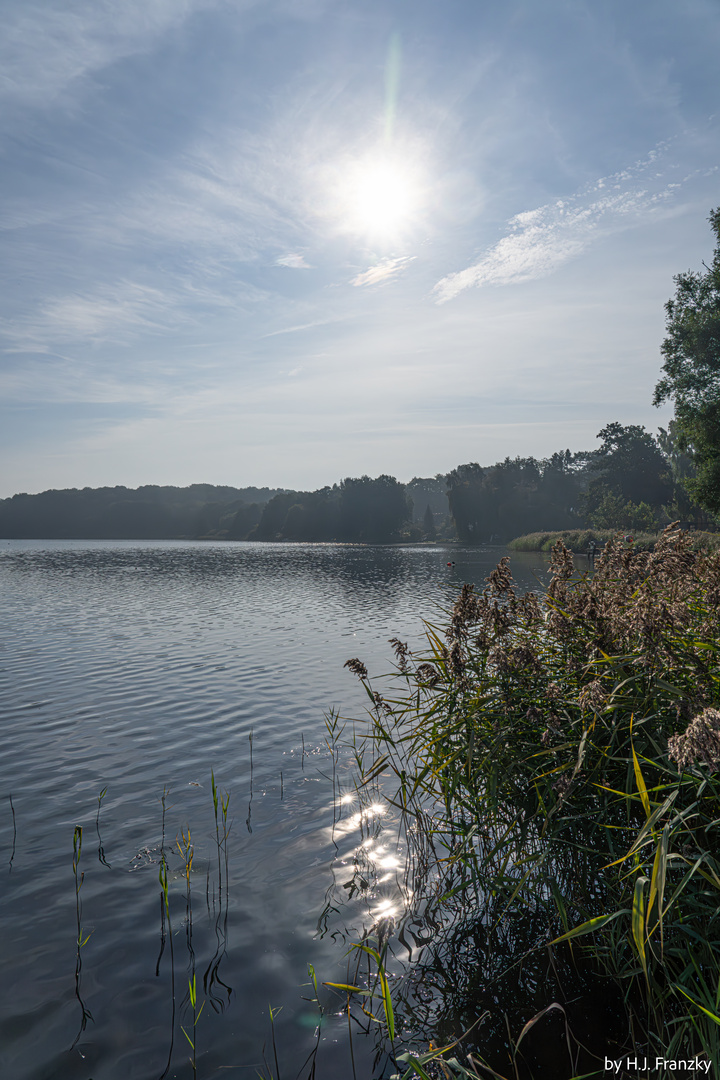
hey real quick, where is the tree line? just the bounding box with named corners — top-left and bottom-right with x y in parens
top-left (0, 484), bottom-right (280, 540)
top-left (3, 207), bottom-right (720, 543)
top-left (0, 422), bottom-right (715, 543)
top-left (248, 421), bottom-right (713, 545)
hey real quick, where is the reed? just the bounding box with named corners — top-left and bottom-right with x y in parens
top-left (95, 785), bottom-right (110, 867)
top-left (181, 971), bottom-right (204, 1074)
top-left (206, 770), bottom-right (233, 1014)
top-left (157, 786), bottom-right (177, 1080)
top-left (178, 828), bottom-right (204, 1073)
top-left (343, 526), bottom-right (720, 1075)
top-left (509, 528), bottom-right (720, 554)
top-left (7, 793), bottom-right (16, 871)
top-left (246, 732), bottom-right (254, 832)
top-left (70, 825), bottom-right (93, 1049)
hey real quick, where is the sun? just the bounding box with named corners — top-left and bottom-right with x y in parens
top-left (349, 159), bottom-right (418, 234)
top-left (331, 152), bottom-right (425, 244)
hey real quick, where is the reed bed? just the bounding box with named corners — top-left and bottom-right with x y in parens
top-left (508, 528), bottom-right (720, 554)
top-left (343, 526), bottom-right (720, 1077)
top-left (508, 529), bottom-right (633, 552)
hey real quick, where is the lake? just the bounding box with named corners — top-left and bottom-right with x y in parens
top-left (0, 541), bottom-right (554, 1079)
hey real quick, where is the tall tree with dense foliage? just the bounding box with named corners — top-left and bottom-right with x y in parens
top-left (583, 422), bottom-right (672, 529)
top-left (447, 454), bottom-right (587, 542)
top-left (251, 487), bottom-right (340, 541)
top-left (339, 475), bottom-right (411, 542)
top-left (653, 208), bottom-right (720, 512)
top-left (657, 421), bottom-right (716, 528)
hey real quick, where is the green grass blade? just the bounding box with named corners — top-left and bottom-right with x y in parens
top-left (632, 875), bottom-right (648, 982)
top-left (632, 737), bottom-right (651, 820)
top-left (379, 965), bottom-right (394, 1041)
top-left (674, 985), bottom-right (720, 1027)
top-left (549, 909), bottom-right (628, 945)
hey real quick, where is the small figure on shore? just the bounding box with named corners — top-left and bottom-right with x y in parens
top-left (587, 539), bottom-right (597, 568)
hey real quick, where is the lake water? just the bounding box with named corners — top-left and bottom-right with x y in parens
top-left (0, 541), bottom-right (553, 1079)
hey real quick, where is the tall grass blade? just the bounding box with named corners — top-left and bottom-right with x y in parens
top-left (631, 726), bottom-right (651, 820)
top-left (632, 875), bottom-right (649, 985)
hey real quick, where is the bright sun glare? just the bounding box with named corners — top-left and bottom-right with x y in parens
top-left (333, 153), bottom-right (424, 243)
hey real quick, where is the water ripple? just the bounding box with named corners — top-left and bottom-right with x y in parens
top-left (0, 540), bottom-right (551, 1078)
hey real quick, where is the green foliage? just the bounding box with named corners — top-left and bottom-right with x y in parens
top-left (0, 484), bottom-right (282, 539)
top-left (252, 475), bottom-right (412, 543)
top-left (347, 529), bottom-right (720, 1069)
top-left (406, 475), bottom-right (449, 523)
top-left (508, 528), bottom-right (614, 552)
top-left (227, 501), bottom-right (264, 539)
top-left (446, 452), bottom-right (588, 543)
top-left (339, 475), bottom-right (412, 543)
top-left (587, 490), bottom-right (658, 532)
top-left (654, 208), bottom-right (720, 513)
top-left (251, 486), bottom-right (341, 541)
top-left (657, 420), bottom-right (717, 529)
top-left (510, 527), bottom-right (720, 555)
top-left (583, 422), bottom-right (672, 527)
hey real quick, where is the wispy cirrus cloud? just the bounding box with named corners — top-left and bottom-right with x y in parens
top-left (350, 255), bottom-right (415, 288)
top-left (1, 280), bottom-right (190, 352)
top-left (0, 0), bottom-right (227, 108)
top-left (276, 254), bottom-right (312, 269)
top-left (433, 146), bottom-right (704, 303)
top-left (1, 269), bottom-right (275, 352)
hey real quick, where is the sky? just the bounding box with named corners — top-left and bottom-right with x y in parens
top-left (1, 0), bottom-right (719, 497)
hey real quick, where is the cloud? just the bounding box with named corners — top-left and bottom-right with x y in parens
top-left (433, 145), bottom-right (695, 303)
top-left (0, 268), bottom-right (275, 352)
top-left (0, 0), bottom-right (227, 108)
top-left (350, 255), bottom-right (415, 288)
top-left (262, 315), bottom-right (352, 338)
top-left (276, 254), bottom-right (312, 269)
top-left (1, 280), bottom-right (188, 351)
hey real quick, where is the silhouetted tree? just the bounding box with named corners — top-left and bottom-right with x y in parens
top-left (423, 503), bottom-right (436, 539)
top-left (228, 502), bottom-right (263, 539)
top-left (446, 463), bottom-right (487, 542)
top-left (252, 492), bottom-right (303, 540)
top-left (339, 475), bottom-right (411, 542)
top-left (406, 475), bottom-right (449, 521)
top-left (0, 484), bottom-right (282, 539)
top-left (447, 454), bottom-right (587, 542)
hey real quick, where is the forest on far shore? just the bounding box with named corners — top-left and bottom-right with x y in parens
top-left (5, 207), bottom-right (720, 546)
top-left (1, 420), bottom-right (715, 543)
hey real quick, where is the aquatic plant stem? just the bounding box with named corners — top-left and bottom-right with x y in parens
top-left (157, 786), bottom-right (176, 1080)
top-left (70, 825), bottom-right (93, 1049)
top-left (96, 785), bottom-right (110, 867)
top-left (7, 793), bottom-right (16, 872)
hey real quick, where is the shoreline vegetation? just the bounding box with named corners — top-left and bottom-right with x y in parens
top-left (509, 528), bottom-right (720, 554)
top-left (336, 526), bottom-right (720, 1077)
top-left (2, 419), bottom-right (718, 545)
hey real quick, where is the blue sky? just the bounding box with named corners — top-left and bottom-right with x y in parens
top-left (1, 0), bottom-right (719, 497)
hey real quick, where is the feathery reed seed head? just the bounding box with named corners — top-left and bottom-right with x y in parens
top-left (668, 708), bottom-right (720, 772)
top-left (345, 658), bottom-right (368, 678)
